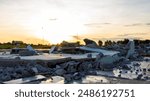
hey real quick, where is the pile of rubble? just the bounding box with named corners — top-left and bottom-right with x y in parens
top-left (0, 39), bottom-right (150, 84)
top-left (1, 52), bottom-right (149, 83)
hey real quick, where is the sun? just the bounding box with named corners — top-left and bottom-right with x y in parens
top-left (25, 12), bottom-right (87, 44)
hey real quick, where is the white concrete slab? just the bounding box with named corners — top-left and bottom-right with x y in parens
top-left (41, 76), bottom-right (64, 84)
top-left (79, 46), bottom-right (119, 56)
top-left (3, 75), bottom-right (46, 84)
top-left (82, 75), bottom-right (109, 84)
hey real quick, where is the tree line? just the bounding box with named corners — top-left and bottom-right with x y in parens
top-left (98, 39), bottom-right (150, 46)
top-left (0, 39), bottom-right (149, 49)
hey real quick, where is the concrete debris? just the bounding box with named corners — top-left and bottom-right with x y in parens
top-left (95, 53), bottom-right (104, 61)
top-left (50, 76), bottom-right (65, 84)
top-left (82, 75), bottom-right (109, 84)
top-left (49, 46), bottom-right (57, 54)
top-left (0, 38), bottom-right (150, 84)
top-left (73, 72), bottom-right (82, 80)
top-left (84, 38), bottom-right (98, 48)
top-left (19, 50), bottom-right (37, 56)
top-left (27, 45), bottom-right (35, 51)
top-left (15, 56), bottom-right (21, 60)
top-left (41, 76), bottom-right (65, 84)
top-left (98, 54), bottom-right (121, 65)
top-left (3, 75), bottom-right (46, 84)
top-left (87, 53), bottom-right (92, 58)
top-left (31, 67), bottom-right (38, 74)
top-left (10, 45), bottom-right (37, 56)
top-left (126, 41), bottom-right (135, 57)
top-left (55, 68), bottom-right (66, 76)
top-left (63, 74), bottom-right (73, 82)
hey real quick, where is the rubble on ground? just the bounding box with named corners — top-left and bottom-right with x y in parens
top-left (0, 39), bottom-right (150, 84)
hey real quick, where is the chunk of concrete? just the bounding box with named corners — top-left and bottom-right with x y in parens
top-left (27, 45), bottom-right (36, 52)
top-left (82, 75), bottom-right (109, 84)
top-left (55, 68), bottom-right (66, 76)
top-left (49, 46), bottom-right (56, 54)
top-left (31, 67), bottom-right (38, 74)
top-left (41, 76), bottom-right (64, 84)
top-left (99, 54), bottom-right (121, 65)
top-left (83, 38), bottom-right (98, 48)
top-left (19, 50), bottom-right (37, 56)
top-left (126, 40), bottom-right (135, 59)
top-left (3, 75), bottom-right (46, 84)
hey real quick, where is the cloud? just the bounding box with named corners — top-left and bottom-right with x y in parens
top-left (124, 23), bottom-right (150, 27)
top-left (84, 23), bottom-right (111, 27)
top-left (117, 33), bottom-right (148, 37)
top-left (49, 18), bottom-right (57, 21)
top-left (146, 23), bottom-right (150, 25)
top-left (72, 35), bottom-right (82, 40)
top-left (124, 23), bottom-right (142, 27)
top-left (85, 23), bottom-right (111, 26)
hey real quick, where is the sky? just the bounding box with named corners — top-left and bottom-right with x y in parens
top-left (0, 0), bottom-right (150, 44)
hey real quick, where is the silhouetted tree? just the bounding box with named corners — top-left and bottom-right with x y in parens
top-left (98, 40), bottom-right (103, 46)
top-left (104, 40), bottom-right (113, 46)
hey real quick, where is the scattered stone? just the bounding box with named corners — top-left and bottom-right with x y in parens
top-left (73, 72), bottom-right (82, 80)
top-left (55, 68), bottom-right (66, 76)
top-left (121, 64), bottom-right (130, 70)
top-left (100, 64), bottom-right (115, 71)
top-left (133, 62), bottom-right (141, 67)
top-left (135, 72), bottom-right (138, 75)
top-left (96, 53), bottom-right (104, 61)
top-left (15, 56), bottom-right (21, 60)
top-left (143, 68), bottom-right (147, 72)
top-left (63, 74), bottom-right (73, 82)
top-left (137, 74), bottom-right (143, 80)
top-left (1, 73), bottom-right (11, 81)
top-left (125, 71), bottom-right (128, 73)
top-left (86, 71), bottom-right (97, 75)
top-left (67, 65), bottom-right (76, 73)
top-left (118, 74), bottom-right (121, 77)
top-left (119, 71), bottom-right (122, 74)
top-left (87, 54), bottom-right (92, 58)
top-left (35, 64), bottom-right (51, 73)
top-left (31, 67), bottom-right (38, 74)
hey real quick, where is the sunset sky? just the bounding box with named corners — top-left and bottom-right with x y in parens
top-left (0, 0), bottom-right (150, 44)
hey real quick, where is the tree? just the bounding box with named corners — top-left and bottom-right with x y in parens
top-left (98, 40), bottom-right (103, 46)
top-left (104, 40), bottom-right (113, 46)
